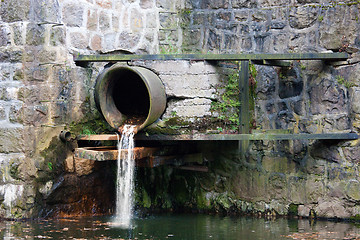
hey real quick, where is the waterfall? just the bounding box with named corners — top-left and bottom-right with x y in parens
top-left (115, 124), bottom-right (136, 228)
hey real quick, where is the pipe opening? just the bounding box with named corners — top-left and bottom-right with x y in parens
top-left (95, 64), bottom-right (166, 131)
top-left (110, 69), bottom-right (150, 124)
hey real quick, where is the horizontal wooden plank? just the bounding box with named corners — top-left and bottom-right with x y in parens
top-left (74, 146), bottom-right (158, 161)
top-left (78, 134), bottom-right (119, 141)
top-left (251, 59), bottom-right (291, 67)
top-left (78, 132), bottom-right (358, 141)
top-left (75, 52), bottom-right (349, 62)
top-left (135, 132), bottom-right (358, 141)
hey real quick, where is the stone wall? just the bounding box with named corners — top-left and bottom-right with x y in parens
top-left (0, 0), bottom-right (359, 219)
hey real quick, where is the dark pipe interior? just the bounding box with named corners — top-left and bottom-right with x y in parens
top-left (109, 69), bottom-right (150, 122)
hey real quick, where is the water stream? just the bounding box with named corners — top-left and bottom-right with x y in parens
top-left (115, 124), bottom-right (136, 228)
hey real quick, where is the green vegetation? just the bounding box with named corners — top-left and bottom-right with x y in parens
top-left (47, 162), bottom-right (53, 171)
top-left (318, 15), bottom-right (324, 22)
top-left (160, 36), bottom-right (181, 54)
top-left (288, 203), bottom-right (298, 216)
top-left (336, 75), bottom-right (355, 88)
top-left (211, 70), bottom-right (241, 131)
top-left (211, 63), bottom-right (257, 132)
top-left (67, 114), bottom-right (113, 136)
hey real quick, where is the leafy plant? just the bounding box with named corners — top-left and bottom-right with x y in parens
top-left (336, 75), bottom-right (355, 88)
top-left (47, 162), bottom-right (53, 171)
top-left (211, 63), bottom-right (258, 131)
top-left (211, 70), bottom-right (241, 129)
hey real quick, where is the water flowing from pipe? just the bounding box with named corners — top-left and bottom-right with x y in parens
top-left (115, 124), bottom-right (136, 228)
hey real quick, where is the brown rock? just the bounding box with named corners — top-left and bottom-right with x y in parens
top-left (64, 155), bottom-right (75, 173)
top-left (74, 157), bottom-right (95, 176)
top-left (90, 34), bottom-right (102, 51)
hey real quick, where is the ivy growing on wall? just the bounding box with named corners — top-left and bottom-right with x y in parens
top-left (211, 63), bottom-right (257, 132)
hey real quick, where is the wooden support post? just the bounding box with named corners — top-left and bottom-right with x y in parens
top-left (239, 60), bottom-right (250, 159)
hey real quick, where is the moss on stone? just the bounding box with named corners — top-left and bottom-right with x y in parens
top-left (195, 190), bottom-right (211, 210)
top-left (37, 137), bottom-right (68, 183)
top-left (67, 113), bottom-right (113, 136)
top-left (288, 203), bottom-right (298, 216)
top-left (350, 214), bottom-right (360, 221)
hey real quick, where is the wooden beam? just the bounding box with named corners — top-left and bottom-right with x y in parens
top-left (74, 146), bottom-right (158, 161)
top-left (74, 52), bottom-right (349, 62)
top-left (135, 132), bottom-right (358, 141)
top-left (77, 132), bottom-right (358, 141)
top-left (78, 134), bottom-right (119, 141)
top-left (251, 59), bottom-right (291, 67)
top-left (239, 60), bottom-right (250, 134)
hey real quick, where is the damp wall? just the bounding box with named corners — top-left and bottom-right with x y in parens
top-left (0, 0), bottom-right (359, 219)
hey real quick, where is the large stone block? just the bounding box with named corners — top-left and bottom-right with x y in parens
top-left (319, 5), bottom-right (359, 50)
top-left (30, 0), bottom-right (61, 23)
top-left (10, 22), bottom-right (25, 46)
top-left (288, 176), bottom-right (306, 204)
top-left (305, 177), bottom-right (324, 203)
top-left (99, 12), bottom-right (110, 32)
top-left (156, 0), bottom-right (175, 10)
top-left (118, 31), bottom-right (141, 51)
top-left (103, 32), bottom-right (117, 51)
top-left (26, 24), bottom-right (46, 46)
top-left (163, 74), bottom-right (216, 98)
top-left (19, 104), bottom-right (49, 126)
top-left (255, 66), bottom-right (276, 100)
top-left (0, 25), bottom-right (11, 47)
top-left (194, 0), bottom-right (228, 9)
top-left (87, 9), bottom-right (98, 31)
top-left (232, 0), bottom-right (257, 8)
top-left (159, 12), bottom-right (177, 29)
top-left (0, 84), bottom-right (22, 101)
top-left (130, 8), bottom-right (144, 33)
top-left (9, 101), bottom-right (23, 123)
top-left (90, 34), bottom-right (102, 51)
top-left (343, 146), bottom-right (360, 163)
top-left (0, 127), bottom-right (24, 153)
top-left (163, 98), bottom-right (213, 118)
top-left (258, 0), bottom-right (290, 7)
top-left (62, 3), bottom-right (84, 27)
top-left (345, 180), bottom-right (360, 202)
top-left (315, 199), bottom-right (351, 219)
top-left (0, 0), bottom-right (30, 22)
top-left (140, 0), bottom-right (154, 9)
top-left (50, 26), bottom-right (65, 46)
top-left (74, 158), bottom-right (95, 176)
top-left (262, 156), bottom-right (296, 174)
top-left (70, 32), bottom-right (88, 49)
top-left (95, 0), bottom-right (112, 8)
top-left (289, 6), bottom-right (318, 29)
top-left (309, 78), bottom-right (348, 115)
top-left (232, 170), bottom-right (269, 202)
top-left (0, 63), bottom-right (12, 81)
